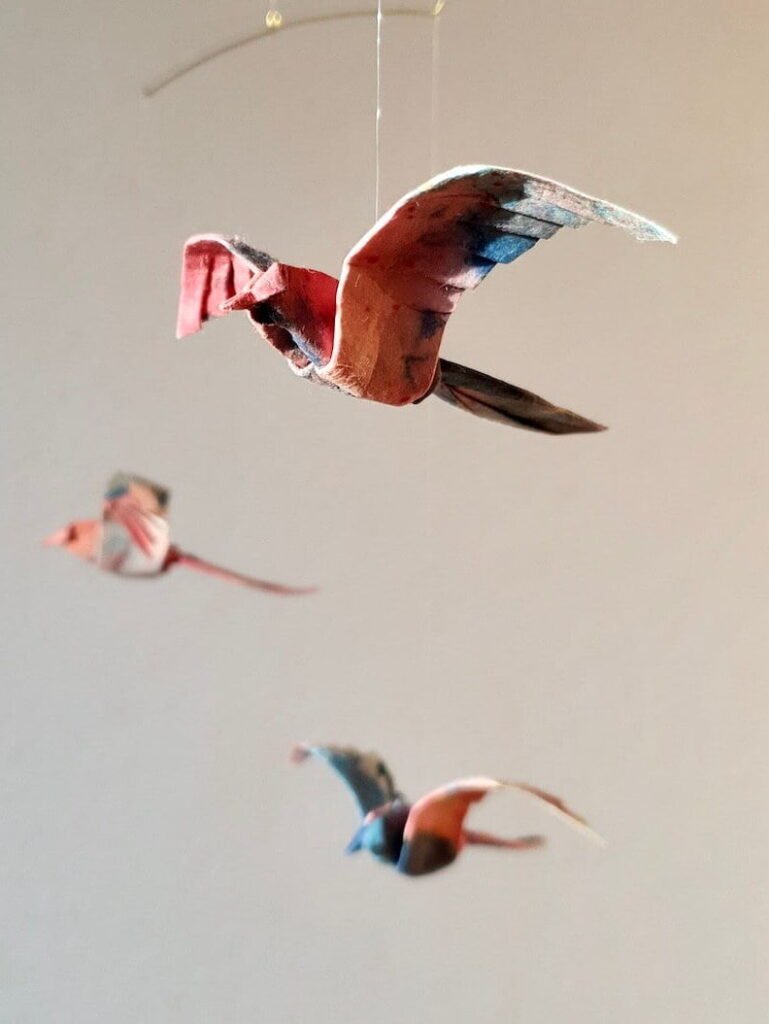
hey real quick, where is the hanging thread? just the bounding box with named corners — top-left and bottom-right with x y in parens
top-left (430, 1), bottom-right (443, 173)
top-left (375, 0), bottom-right (384, 219)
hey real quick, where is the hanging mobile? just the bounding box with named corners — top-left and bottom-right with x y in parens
top-left (148, 4), bottom-right (675, 434)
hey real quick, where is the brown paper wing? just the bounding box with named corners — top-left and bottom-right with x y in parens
top-left (327, 165), bottom-right (675, 406)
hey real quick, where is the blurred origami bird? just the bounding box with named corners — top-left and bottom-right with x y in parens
top-left (292, 742), bottom-right (602, 878)
top-left (178, 164), bottom-right (675, 434)
top-left (45, 472), bottom-right (315, 594)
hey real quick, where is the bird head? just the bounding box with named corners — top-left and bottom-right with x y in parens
top-left (43, 520), bottom-right (100, 560)
top-left (221, 262), bottom-right (288, 315)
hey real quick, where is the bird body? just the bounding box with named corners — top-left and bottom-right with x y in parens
top-left (293, 743), bottom-right (602, 878)
top-left (345, 801), bottom-right (411, 867)
top-left (45, 472), bottom-right (315, 595)
top-left (178, 165), bottom-right (675, 434)
top-left (45, 517), bottom-right (168, 576)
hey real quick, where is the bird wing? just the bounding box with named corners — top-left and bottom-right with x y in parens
top-left (176, 234), bottom-right (276, 338)
top-left (328, 165), bottom-right (675, 406)
top-left (292, 743), bottom-right (401, 818)
top-left (102, 472), bottom-right (171, 567)
top-left (402, 776), bottom-right (602, 855)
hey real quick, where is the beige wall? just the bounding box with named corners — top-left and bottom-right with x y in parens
top-left (3, 1), bottom-right (768, 1020)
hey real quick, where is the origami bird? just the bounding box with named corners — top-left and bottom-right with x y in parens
top-left (177, 164), bottom-right (675, 434)
top-left (44, 472), bottom-right (315, 594)
top-left (292, 742), bottom-right (602, 877)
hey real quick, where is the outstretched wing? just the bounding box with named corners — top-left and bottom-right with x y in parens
top-left (398, 775), bottom-right (602, 875)
top-left (101, 472), bottom-right (171, 571)
top-left (176, 234), bottom-right (275, 338)
top-left (328, 165), bottom-right (676, 406)
top-left (292, 743), bottom-right (401, 818)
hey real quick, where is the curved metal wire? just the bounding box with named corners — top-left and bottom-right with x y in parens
top-left (143, 6), bottom-right (440, 98)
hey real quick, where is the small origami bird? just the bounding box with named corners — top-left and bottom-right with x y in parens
top-left (178, 165), bottom-right (675, 434)
top-left (45, 472), bottom-right (315, 594)
top-left (292, 742), bottom-right (602, 877)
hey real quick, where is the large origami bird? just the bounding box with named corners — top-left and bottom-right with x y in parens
top-left (292, 742), bottom-right (602, 877)
top-left (178, 165), bottom-right (675, 434)
top-left (44, 472), bottom-right (315, 594)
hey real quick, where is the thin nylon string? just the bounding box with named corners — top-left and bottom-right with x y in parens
top-left (375, 0), bottom-right (383, 219)
top-left (427, 2), bottom-right (448, 704)
top-left (430, 5), bottom-right (440, 173)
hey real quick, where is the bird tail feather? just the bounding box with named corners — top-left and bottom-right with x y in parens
top-left (166, 547), bottom-right (316, 595)
top-left (434, 359), bottom-right (606, 435)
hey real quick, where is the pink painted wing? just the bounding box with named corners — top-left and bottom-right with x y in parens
top-left (402, 776), bottom-right (602, 852)
top-left (327, 165), bottom-right (676, 406)
top-left (176, 235), bottom-right (275, 338)
top-left (101, 473), bottom-right (171, 572)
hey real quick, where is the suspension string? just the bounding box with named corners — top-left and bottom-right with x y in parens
top-left (430, 1), bottom-right (443, 174)
top-left (375, 0), bottom-right (384, 219)
top-left (427, 1), bottom-right (445, 696)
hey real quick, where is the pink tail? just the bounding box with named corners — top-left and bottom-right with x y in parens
top-left (168, 548), bottom-right (316, 595)
top-left (463, 830), bottom-right (546, 852)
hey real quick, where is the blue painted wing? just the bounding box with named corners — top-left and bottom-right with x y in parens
top-left (104, 473), bottom-right (170, 516)
top-left (293, 743), bottom-right (401, 818)
top-left (327, 165), bottom-right (676, 406)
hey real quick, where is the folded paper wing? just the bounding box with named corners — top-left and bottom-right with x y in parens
top-left (397, 776), bottom-right (602, 876)
top-left (327, 165), bottom-right (676, 406)
top-left (101, 472), bottom-right (171, 573)
top-left (292, 743), bottom-right (402, 817)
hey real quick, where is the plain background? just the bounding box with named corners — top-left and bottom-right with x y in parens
top-left (2, 1), bottom-right (768, 1021)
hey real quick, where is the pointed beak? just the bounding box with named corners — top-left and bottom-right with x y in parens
top-left (221, 290), bottom-right (256, 313)
top-left (222, 263), bottom-right (288, 312)
top-left (43, 527), bottom-right (70, 547)
top-left (344, 824), bottom-right (366, 855)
